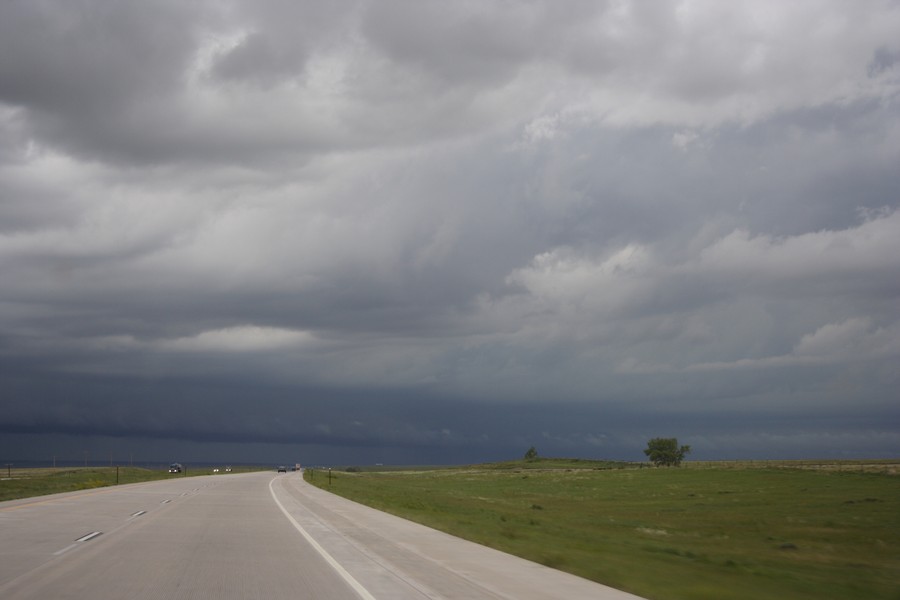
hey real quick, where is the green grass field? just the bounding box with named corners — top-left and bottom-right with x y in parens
top-left (0, 465), bottom-right (264, 502)
top-left (306, 459), bottom-right (900, 600)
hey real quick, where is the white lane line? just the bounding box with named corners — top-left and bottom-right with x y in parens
top-left (161, 499), bottom-right (172, 504)
top-left (268, 477), bottom-right (376, 600)
top-left (130, 510), bottom-right (147, 518)
top-left (75, 531), bottom-right (102, 543)
top-left (54, 530), bottom-right (103, 555)
top-left (53, 544), bottom-right (78, 556)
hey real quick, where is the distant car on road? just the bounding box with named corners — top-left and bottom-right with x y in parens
top-left (277, 465), bottom-right (287, 473)
top-left (168, 463), bottom-right (183, 473)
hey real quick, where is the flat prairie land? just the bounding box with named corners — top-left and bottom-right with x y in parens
top-left (306, 459), bottom-right (900, 600)
top-left (0, 465), bottom-right (262, 501)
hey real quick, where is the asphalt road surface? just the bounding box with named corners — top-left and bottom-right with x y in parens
top-left (0, 471), bottom-right (645, 599)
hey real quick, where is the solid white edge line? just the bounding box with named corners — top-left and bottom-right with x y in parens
top-left (268, 477), bottom-right (377, 600)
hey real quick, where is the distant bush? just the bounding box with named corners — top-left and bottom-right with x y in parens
top-left (644, 437), bottom-right (691, 467)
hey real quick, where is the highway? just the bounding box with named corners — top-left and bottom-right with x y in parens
top-left (0, 471), bottom-right (644, 599)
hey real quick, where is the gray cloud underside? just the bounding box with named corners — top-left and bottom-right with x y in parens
top-left (1, 1), bottom-right (899, 462)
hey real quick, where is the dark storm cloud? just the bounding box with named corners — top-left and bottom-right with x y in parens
top-left (0, 1), bottom-right (200, 163)
top-left (1, 1), bottom-right (899, 464)
top-left (210, 32), bottom-right (306, 85)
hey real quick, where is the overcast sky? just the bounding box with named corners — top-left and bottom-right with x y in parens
top-left (1, 1), bottom-right (899, 466)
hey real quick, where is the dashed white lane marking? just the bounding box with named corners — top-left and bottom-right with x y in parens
top-left (130, 510), bottom-right (147, 518)
top-left (75, 531), bottom-right (102, 543)
top-left (53, 544), bottom-right (77, 556)
top-left (268, 477), bottom-right (376, 600)
top-left (55, 531), bottom-right (103, 555)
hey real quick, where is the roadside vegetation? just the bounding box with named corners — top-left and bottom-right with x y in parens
top-left (306, 458), bottom-right (900, 600)
top-left (0, 465), bottom-right (264, 502)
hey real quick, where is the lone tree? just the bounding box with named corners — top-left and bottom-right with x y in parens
top-left (524, 446), bottom-right (539, 461)
top-left (644, 437), bottom-right (691, 467)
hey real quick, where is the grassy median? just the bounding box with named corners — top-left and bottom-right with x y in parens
top-left (306, 459), bottom-right (900, 600)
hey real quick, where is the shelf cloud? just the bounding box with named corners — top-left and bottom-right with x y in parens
top-left (1, 1), bottom-right (898, 464)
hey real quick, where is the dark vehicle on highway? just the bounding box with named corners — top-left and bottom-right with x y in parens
top-left (277, 465), bottom-right (287, 472)
top-left (168, 463), bottom-right (183, 473)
